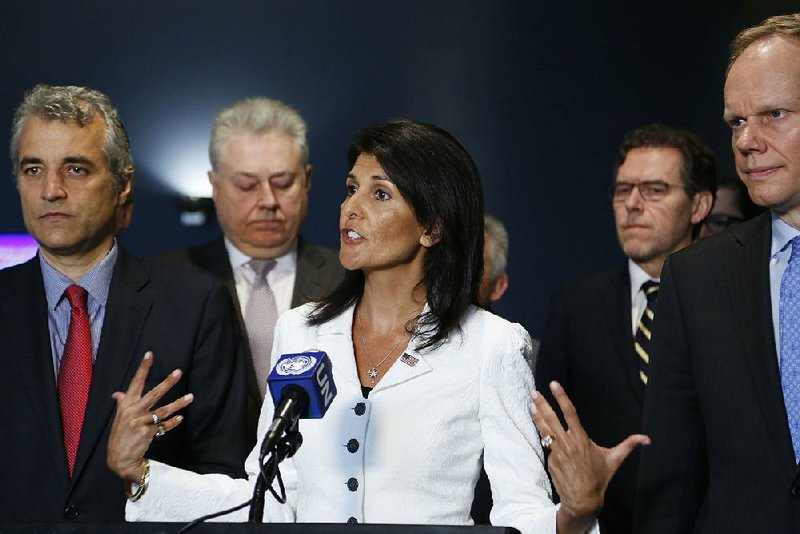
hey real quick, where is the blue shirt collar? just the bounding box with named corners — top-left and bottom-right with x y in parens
top-left (770, 211), bottom-right (800, 258)
top-left (40, 241), bottom-right (119, 310)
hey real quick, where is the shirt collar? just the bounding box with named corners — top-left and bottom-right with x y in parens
top-left (770, 211), bottom-right (800, 258)
top-left (224, 236), bottom-right (298, 275)
top-left (40, 241), bottom-right (118, 310)
top-left (628, 258), bottom-right (658, 301)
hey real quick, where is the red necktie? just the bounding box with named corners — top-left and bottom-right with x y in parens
top-left (58, 284), bottom-right (93, 476)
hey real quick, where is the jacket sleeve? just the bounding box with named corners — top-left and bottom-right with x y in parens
top-left (482, 322), bottom-right (595, 534)
top-left (126, 310), bottom-right (300, 523)
top-left (181, 281), bottom-right (250, 477)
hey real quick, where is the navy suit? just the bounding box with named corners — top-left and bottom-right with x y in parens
top-left (637, 212), bottom-right (800, 532)
top-left (152, 235), bottom-right (343, 445)
top-left (0, 249), bottom-right (248, 521)
top-left (536, 263), bottom-right (644, 533)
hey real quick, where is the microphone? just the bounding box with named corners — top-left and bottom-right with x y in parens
top-left (262, 351), bottom-right (337, 455)
top-left (250, 351), bottom-right (337, 523)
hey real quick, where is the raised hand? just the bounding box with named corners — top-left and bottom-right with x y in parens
top-left (107, 351), bottom-right (194, 482)
top-left (530, 381), bottom-right (650, 533)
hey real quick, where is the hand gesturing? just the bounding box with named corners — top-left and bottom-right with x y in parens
top-left (107, 351), bottom-right (194, 482)
top-left (530, 381), bottom-right (650, 532)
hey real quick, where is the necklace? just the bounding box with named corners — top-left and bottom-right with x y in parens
top-left (357, 313), bottom-right (408, 385)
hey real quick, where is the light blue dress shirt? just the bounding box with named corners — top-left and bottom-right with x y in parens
top-left (40, 242), bottom-right (118, 378)
top-left (770, 213), bottom-right (800, 361)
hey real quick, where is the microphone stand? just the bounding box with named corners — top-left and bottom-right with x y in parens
top-left (249, 425), bottom-right (304, 523)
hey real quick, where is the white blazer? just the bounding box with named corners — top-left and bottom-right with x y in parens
top-left (128, 303), bottom-right (575, 534)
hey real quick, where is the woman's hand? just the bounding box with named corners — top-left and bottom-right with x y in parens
top-left (530, 381), bottom-right (650, 534)
top-left (107, 351), bottom-right (194, 482)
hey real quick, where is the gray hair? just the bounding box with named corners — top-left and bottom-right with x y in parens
top-left (209, 97), bottom-right (309, 170)
top-left (484, 214), bottom-right (509, 282)
top-left (10, 84), bottom-right (133, 193)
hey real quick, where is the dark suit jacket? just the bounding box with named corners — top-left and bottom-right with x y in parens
top-left (536, 263), bottom-right (644, 534)
top-left (152, 235), bottom-right (343, 445)
top-left (0, 249), bottom-right (249, 522)
top-left (636, 212), bottom-right (800, 532)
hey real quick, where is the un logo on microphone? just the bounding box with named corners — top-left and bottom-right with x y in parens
top-left (275, 354), bottom-right (318, 376)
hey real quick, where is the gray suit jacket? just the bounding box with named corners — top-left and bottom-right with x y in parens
top-left (152, 235), bottom-right (343, 445)
top-left (536, 263), bottom-right (643, 534)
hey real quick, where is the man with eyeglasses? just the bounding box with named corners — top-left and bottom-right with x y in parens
top-left (698, 173), bottom-right (764, 238)
top-left (535, 123), bottom-right (715, 533)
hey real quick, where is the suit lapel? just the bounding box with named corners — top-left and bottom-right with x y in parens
top-left (190, 236), bottom-right (235, 281)
top-left (372, 304), bottom-right (435, 393)
top-left (315, 305), bottom-right (433, 392)
top-left (190, 237), bottom-right (240, 319)
top-left (606, 264), bottom-right (644, 404)
top-left (3, 257), bottom-right (70, 479)
top-left (70, 250), bottom-right (153, 483)
top-left (729, 214), bottom-right (796, 468)
top-left (372, 347), bottom-right (433, 393)
top-left (191, 238), bottom-right (262, 412)
top-left (317, 306), bottom-right (361, 390)
top-left (292, 237), bottom-right (328, 308)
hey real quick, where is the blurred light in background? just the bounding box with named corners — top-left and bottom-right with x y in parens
top-left (0, 234), bottom-right (37, 268)
top-left (140, 134), bottom-right (213, 198)
top-left (177, 196), bottom-right (215, 227)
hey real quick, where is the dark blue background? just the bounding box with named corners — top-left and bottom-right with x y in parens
top-left (0, 0), bottom-right (793, 335)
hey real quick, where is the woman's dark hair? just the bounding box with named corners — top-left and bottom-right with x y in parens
top-left (308, 119), bottom-right (484, 351)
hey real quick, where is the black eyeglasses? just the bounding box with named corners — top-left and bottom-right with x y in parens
top-left (611, 181), bottom-right (689, 202)
top-left (703, 213), bottom-right (745, 233)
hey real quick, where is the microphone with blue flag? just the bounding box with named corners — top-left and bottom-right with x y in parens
top-left (250, 350), bottom-right (337, 522)
top-left (267, 350), bottom-right (337, 422)
top-left (262, 351), bottom-right (336, 453)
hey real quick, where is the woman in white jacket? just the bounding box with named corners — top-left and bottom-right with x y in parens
top-left (108, 120), bottom-right (648, 534)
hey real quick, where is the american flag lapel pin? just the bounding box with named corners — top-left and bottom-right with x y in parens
top-left (400, 353), bottom-right (418, 367)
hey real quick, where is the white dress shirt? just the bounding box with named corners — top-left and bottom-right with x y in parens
top-left (628, 259), bottom-right (659, 337)
top-left (225, 237), bottom-right (297, 316)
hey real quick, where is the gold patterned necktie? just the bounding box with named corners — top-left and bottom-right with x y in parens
top-left (634, 280), bottom-right (659, 385)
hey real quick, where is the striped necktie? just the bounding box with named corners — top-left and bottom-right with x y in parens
top-left (780, 235), bottom-right (800, 462)
top-left (244, 259), bottom-right (278, 399)
top-left (634, 280), bottom-right (659, 385)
